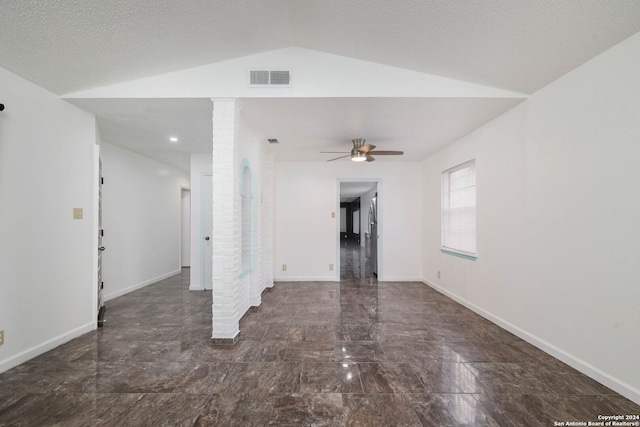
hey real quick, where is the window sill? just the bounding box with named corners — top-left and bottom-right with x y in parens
top-left (441, 248), bottom-right (477, 261)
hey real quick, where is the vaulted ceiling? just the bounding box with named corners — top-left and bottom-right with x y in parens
top-left (3, 1), bottom-right (640, 170)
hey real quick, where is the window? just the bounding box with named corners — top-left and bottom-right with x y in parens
top-left (442, 160), bottom-right (477, 260)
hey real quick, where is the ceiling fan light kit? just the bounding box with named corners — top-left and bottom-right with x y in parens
top-left (351, 149), bottom-right (367, 162)
top-left (322, 139), bottom-right (404, 162)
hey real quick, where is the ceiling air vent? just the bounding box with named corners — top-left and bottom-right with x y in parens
top-left (250, 70), bottom-right (291, 86)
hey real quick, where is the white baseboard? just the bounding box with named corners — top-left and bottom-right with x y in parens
top-left (0, 321), bottom-right (95, 375)
top-left (105, 269), bottom-right (181, 301)
top-left (189, 282), bottom-right (212, 291)
top-left (421, 279), bottom-right (640, 405)
top-left (381, 276), bottom-right (424, 282)
top-left (273, 276), bottom-right (339, 282)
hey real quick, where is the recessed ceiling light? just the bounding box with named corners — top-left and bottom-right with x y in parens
top-left (169, 137), bottom-right (178, 143)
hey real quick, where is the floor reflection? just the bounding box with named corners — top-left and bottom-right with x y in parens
top-left (1, 266), bottom-right (638, 426)
top-left (340, 239), bottom-right (373, 280)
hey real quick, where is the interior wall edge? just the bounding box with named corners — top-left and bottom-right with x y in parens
top-left (273, 277), bottom-right (340, 282)
top-left (0, 322), bottom-right (95, 375)
top-left (104, 269), bottom-right (181, 301)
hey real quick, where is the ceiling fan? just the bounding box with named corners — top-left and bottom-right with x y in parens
top-left (321, 139), bottom-right (404, 162)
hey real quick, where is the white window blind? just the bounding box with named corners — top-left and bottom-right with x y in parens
top-left (442, 160), bottom-right (476, 257)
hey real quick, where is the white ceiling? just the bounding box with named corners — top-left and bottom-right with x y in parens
top-left (70, 98), bottom-right (213, 169)
top-left (3, 1), bottom-right (640, 170)
top-left (340, 182), bottom-right (377, 202)
top-left (241, 97), bottom-right (524, 161)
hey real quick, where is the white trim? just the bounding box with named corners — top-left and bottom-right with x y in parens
top-left (104, 269), bottom-right (181, 301)
top-left (382, 276), bottom-right (425, 282)
top-left (190, 282), bottom-right (212, 291)
top-left (336, 178), bottom-right (383, 280)
top-left (274, 276), bottom-right (339, 282)
top-left (0, 322), bottom-right (95, 375)
top-left (421, 278), bottom-right (640, 405)
top-left (199, 172), bottom-right (213, 291)
top-left (92, 145), bottom-right (100, 326)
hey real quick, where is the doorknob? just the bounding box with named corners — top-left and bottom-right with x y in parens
top-left (204, 236), bottom-right (210, 241)
top-left (98, 246), bottom-right (106, 251)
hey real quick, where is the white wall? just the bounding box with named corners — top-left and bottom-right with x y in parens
top-left (181, 189), bottom-right (191, 267)
top-left (238, 118), bottom-right (266, 309)
top-left (421, 31), bottom-right (640, 403)
top-left (189, 153), bottom-right (213, 290)
top-left (67, 47), bottom-right (524, 100)
top-left (275, 161), bottom-right (422, 281)
top-left (0, 67), bottom-right (97, 373)
top-left (101, 143), bottom-right (189, 300)
top-left (261, 154), bottom-right (275, 292)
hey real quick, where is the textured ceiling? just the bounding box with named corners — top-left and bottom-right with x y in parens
top-left (290, 0), bottom-right (640, 93)
top-left (2, 0), bottom-right (640, 95)
top-left (3, 1), bottom-right (640, 170)
top-left (0, 0), bottom-right (293, 95)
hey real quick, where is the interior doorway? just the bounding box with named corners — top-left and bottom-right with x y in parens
top-left (200, 173), bottom-right (213, 290)
top-left (337, 180), bottom-right (381, 280)
top-left (181, 189), bottom-right (191, 267)
top-left (97, 154), bottom-right (105, 327)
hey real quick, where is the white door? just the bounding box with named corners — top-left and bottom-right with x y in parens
top-left (97, 158), bottom-right (106, 326)
top-left (201, 174), bottom-right (213, 289)
top-left (181, 189), bottom-right (191, 267)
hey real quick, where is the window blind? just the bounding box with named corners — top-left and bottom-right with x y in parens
top-left (442, 160), bottom-right (476, 256)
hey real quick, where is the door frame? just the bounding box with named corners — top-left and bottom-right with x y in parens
top-left (336, 178), bottom-right (383, 280)
top-left (180, 188), bottom-right (191, 268)
top-left (199, 172), bottom-right (213, 290)
top-left (92, 145), bottom-right (101, 327)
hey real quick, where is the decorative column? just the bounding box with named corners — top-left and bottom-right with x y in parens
top-left (211, 98), bottom-right (242, 342)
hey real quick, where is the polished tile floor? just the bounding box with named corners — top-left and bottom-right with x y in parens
top-left (1, 244), bottom-right (638, 426)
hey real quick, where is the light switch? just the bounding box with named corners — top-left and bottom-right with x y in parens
top-left (331, 212), bottom-right (336, 218)
top-left (73, 208), bottom-right (83, 219)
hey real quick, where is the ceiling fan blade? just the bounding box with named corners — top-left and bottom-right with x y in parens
top-left (320, 151), bottom-right (350, 153)
top-left (366, 155), bottom-right (375, 162)
top-left (326, 154), bottom-right (351, 162)
top-left (357, 144), bottom-right (377, 153)
top-left (368, 150), bottom-right (404, 155)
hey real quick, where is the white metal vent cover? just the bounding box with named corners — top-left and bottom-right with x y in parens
top-left (249, 70), bottom-right (291, 86)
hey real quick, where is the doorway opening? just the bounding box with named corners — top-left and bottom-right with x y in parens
top-left (337, 180), bottom-right (381, 280)
top-left (200, 172), bottom-right (213, 290)
top-left (181, 189), bottom-right (191, 268)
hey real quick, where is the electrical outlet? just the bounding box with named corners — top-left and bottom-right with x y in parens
top-left (438, 271), bottom-right (441, 278)
top-left (282, 264), bottom-right (287, 271)
top-left (329, 264), bottom-right (334, 271)
top-left (0, 330), bottom-right (4, 346)
top-left (73, 208), bottom-right (83, 219)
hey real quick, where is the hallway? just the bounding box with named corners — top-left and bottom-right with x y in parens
top-left (340, 240), bottom-right (374, 280)
top-left (0, 268), bottom-right (638, 426)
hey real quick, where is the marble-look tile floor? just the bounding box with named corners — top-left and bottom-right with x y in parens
top-left (1, 260), bottom-right (638, 425)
